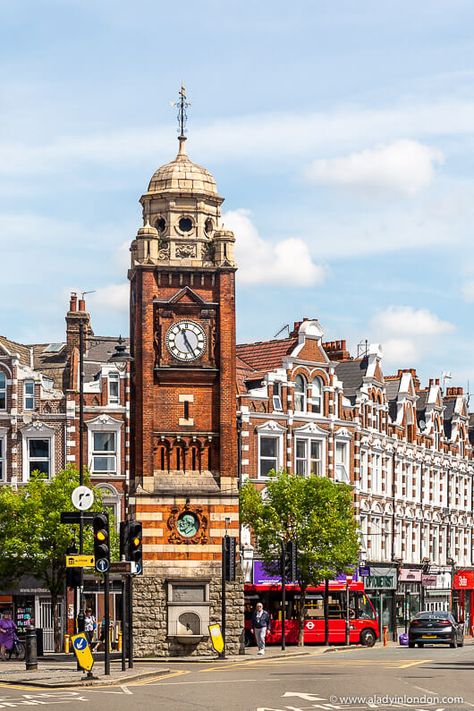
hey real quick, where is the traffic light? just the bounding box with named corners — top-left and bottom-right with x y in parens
top-left (128, 521), bottom-right (143, 575)
top-left (223, 535), bottom-right (236, 582)
top-left (65, 544), bottom-right (81, 587)
top-left (93, 512), bottom-right (110, 573)
top-left (286, 540), bottom-right (297, 582)
top-left (119, 520), bottom-right (129, 560)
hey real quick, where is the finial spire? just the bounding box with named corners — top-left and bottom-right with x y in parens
top-left (173, 84), bottom-right (191, 141)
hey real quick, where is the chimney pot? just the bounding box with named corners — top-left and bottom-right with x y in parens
top-left (78, 298), bottom-right (86, 312)
top-left (70, 292), bottom-right (77, 312)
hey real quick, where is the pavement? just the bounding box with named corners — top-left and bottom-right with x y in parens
top-left (0, 644), bottom-right (359, 687)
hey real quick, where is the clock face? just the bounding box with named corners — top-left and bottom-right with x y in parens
top-left (166, 320), bottom-right (206, 361)
top-left (177, 512), bottom-right (200, 538)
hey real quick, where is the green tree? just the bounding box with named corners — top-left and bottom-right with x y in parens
top-left (0, 467), bottom-right (117, 651)
top-left (240, 470), bottom-right (360, 646)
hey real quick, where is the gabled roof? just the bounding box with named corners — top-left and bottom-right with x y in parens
top-left (236, 337), bottom-right (297, 372)
top-left (0, 335), bottom-right (31, 366)
top-left (335, 358), bottom-right (368, 397)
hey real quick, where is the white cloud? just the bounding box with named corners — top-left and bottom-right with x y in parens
top-left (369, 306), bottom-right (455, 366)
top-left (462, 281), bottom-right (474, 302)
top-left (223, 209), bottom-right (325, 287)
top-left (306, 140), bottom-right (443, 197)
top-left (88, 284), bottom-right (129, 314)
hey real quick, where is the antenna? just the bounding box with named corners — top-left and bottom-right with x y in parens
top-left (81, 290), bottom-right (96, 299)
top-left (172, 84), bottom-right (191, 139)
top-left (274, 324), bottom-right (290, 339)
top-left (442, 371), bottom-right (452, 390)
top-left (357, 339), bottom-right (369, 358)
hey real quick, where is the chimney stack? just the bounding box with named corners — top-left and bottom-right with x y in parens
top-left (66, 292), bottom-right (93, 352)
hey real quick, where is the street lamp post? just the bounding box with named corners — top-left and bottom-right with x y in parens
top-left (109, 337), bottom-right (133, 668)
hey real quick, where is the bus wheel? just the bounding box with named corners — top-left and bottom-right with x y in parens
top-left (360, 629), bottom-right (376, 647)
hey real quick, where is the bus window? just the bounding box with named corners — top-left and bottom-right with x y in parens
top-left (357, 593), bottom-right (376, 620)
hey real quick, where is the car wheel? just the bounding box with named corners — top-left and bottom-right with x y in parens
top-left (360, 629), bottom-right (376, 647)
top-left (408, 641), bottom-right (415, 648)
top-left (417, 643), bottom-right (424, 648)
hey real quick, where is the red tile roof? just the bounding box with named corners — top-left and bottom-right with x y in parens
top-left (236, 337), bottom-right (297, 372)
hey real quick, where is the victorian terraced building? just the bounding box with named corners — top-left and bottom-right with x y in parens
top-left (237, 321), bottom-right (474, 638)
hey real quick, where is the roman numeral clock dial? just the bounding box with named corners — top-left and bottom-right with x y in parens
top-left (166, 320), bottom-right (206, 362)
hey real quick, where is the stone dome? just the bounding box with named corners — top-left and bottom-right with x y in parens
top-left (147, 137), bottom-right (217, 196)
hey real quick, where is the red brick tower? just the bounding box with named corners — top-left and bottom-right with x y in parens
top-left (129, 96), bottom-right (241, 656)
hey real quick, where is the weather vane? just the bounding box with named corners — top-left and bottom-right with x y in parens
top-left (172, 84), bottom-right (191, 138)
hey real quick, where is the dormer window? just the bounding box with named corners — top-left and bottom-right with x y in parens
top-left (433, 419), bottom-right (441, 449)
top-left (24, 380), bottom-right (35, 411)
top-left (272, 382), bottom-right (282, 411)
top-left (108, 373), bottom-right (120, 405)
top-left (294, 375), bottom-right (307, 412)
top-left (0, 372), bottom-right (6, 410)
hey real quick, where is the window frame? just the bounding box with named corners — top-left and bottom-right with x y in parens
top-left (86, 416), bottom-right (122, 477)
top-left (311, 377), bottom-right (323, 415)
top-left (294, 436), bottom-right (324, 476)
top-left (0, 372), bottom-right (7, 411)
top-left (272, 381), bottom-right (283, 412)
top-left (258, 433), bottom-right (282, 480)
top-left (0, 431), bottom-right (6, 482)
top-left (334, 439), bottom-right (350, 483)
top-left (294, 374), bottom-right (307, 413)
top-left (91, 430), bottom-right (118, 475)
top-left (27, 438), bottom-right (51, 479)
top-left (24, 379), bottom-right (35, 411)
top-left (108, 372), bottom-right (120, 405)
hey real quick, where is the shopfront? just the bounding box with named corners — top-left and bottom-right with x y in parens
top-left (396, 567), bottom-right (422, 633)
top-left (361, 565), bottom-right (397, 641)
top-left (453, 569), bottom-right (474, 635)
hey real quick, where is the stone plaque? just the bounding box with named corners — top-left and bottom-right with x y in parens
top-left (172, 584), bottom-right (205, 603)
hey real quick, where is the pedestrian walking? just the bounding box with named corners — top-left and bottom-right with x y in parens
top-left (0, 611), bottom-right (17, 661)
top-left (84, 609), bottom-right (96, 646)
top-left (251, 602), bottom-right (271, 655)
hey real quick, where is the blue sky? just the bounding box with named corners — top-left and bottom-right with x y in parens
top-left (1, 0), bottom-right (474, 389)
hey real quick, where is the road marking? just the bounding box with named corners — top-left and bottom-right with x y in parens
top-left (200, 656), bottom-right (432, 673)
top-left (396, 659), bottom-right (432, 669)
top-left (129, 669), bottom-right (189, 686)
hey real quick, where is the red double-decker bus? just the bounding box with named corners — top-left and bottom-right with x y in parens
top-left (244, 580), bottom-right (379, 647)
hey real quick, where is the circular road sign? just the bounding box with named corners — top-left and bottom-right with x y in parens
top-left (71, 486), bottom-right (94, 511)
top-left (96, 558), bottom-right (110, 574)
top-left (73, 636), bottom-right (88, 651)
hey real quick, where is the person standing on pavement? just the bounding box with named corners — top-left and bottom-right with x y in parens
top-left (84, 609), bottom-right (96, 646)
top-left (251, 602), bottom-right (271, 655)
top-left (0, 611), bottom-right (17, 660)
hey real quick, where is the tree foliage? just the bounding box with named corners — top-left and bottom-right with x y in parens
top-left (0, 467), bottom-right (118, 650)
top-left (240, 471), bottom-right (360, 645)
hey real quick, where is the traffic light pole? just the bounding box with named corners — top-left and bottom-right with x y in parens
top-left (127, 575), bottom-right (134, 668)
top-left (104, 570), bottom-right (110, 676)
top-left (121, 576), bottom-right (127, 671)
top-left (281, 540), bottom-right (286, 652)
top-left (78, 320), bottom-right (85, 637)
top-left (221, 536), bottom-right (227, 659)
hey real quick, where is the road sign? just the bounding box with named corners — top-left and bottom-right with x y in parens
top-left (66, 555), bottom-right (95, 568)
top-left (71, 633), bottom-right (94, 672)
top-left (96, 558), bottom-right (110, 574)
top-left (109, 561), bottom-right (133, 574)
top-left (132, 562), bottom-right (142, 575)
top-left (208, 623), bottom-right (224, 654)
top-left (71, 486), bottom-right (94, 511)
top-left (61, 511), bottom-right (95, 524)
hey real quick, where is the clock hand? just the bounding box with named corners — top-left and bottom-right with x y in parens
top-left (182, 330), bottom-right (196, 356)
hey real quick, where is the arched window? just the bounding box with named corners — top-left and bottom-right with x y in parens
top-left (294, 375), bottom-right (307, 412)
top-left (0, 372), bottom-right (6, 410)
top-left (311, 377), bottom-right (323, 414)
top-left (433, 418), bottom-right (440, 450)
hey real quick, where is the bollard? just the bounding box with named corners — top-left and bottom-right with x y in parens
top-left (383, 625), bottom-right (388, 646)
top-left (117, 631), bottom-right (122, 653)
top-left (64, 634), bottom-right (70, 654)
top-left (25, 627), bottom-right (38, 671)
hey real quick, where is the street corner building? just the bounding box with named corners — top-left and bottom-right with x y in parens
top-left (127, 131), bottom-right (243, 656)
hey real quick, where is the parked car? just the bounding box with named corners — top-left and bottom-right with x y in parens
top-left (408, 611), bottom-right (464, 648)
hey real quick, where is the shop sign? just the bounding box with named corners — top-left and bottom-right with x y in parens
top-left (362, 566), bottom-right (397, 590)
top-left (421, 574), bottom-right (438, 587)
top-left (454, 570), bottom-right (474, 590)
top-left (398, 567), bottom-right (422, 583)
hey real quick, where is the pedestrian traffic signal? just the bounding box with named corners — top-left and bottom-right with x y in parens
top-left (223, 535), bottom-right (236, 582)
top-left (128, 521), bottom-right (143, 575)
top-left (286, 540), bottom-right (297, 582)
top-left (93, 512), bottom-right (110, 573)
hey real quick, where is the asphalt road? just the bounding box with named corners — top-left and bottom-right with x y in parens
top-left (1, 644), bottom-right (474, 710)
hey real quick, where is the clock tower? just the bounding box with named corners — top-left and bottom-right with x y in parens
top-left (128, 90), bottom-right (241, 656)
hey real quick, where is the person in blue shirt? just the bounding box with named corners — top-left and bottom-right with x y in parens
top-left (251, 602), bottom-right (271, 655)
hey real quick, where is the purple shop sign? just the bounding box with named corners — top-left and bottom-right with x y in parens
top-left (252, 561), bottom-right (357, 585)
